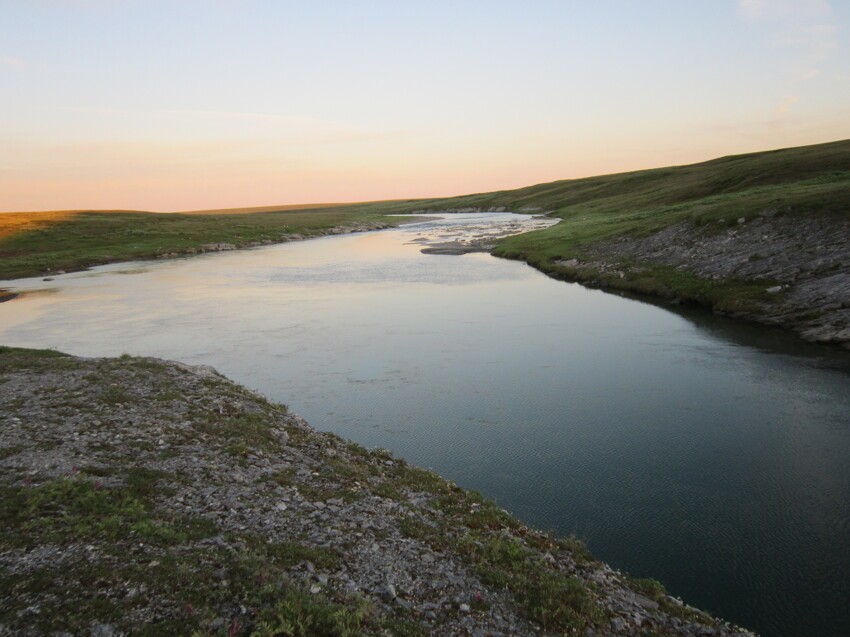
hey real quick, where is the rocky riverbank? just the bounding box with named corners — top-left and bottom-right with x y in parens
top-left (0, 347), bottom-right (755, 636)
top-left (496, 211), bottom-right (850, 349)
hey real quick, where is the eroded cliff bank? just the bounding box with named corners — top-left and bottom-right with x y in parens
top-left (494, 210), bottom-right (850, 349)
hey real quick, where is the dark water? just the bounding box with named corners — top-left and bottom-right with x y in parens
top-left (1, 213), bottom-right (848, 637)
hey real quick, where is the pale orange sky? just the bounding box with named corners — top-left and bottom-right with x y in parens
top-left (2, 1), bottom-right (849, 212)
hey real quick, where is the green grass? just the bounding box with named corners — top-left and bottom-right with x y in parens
top-left (399, 140), bottom-right (847, 316)
top-left (450, 528), bottom-right (602, 632)
top-left (190, 410), bottom-right (284, 456)
top-left (0, 475), bottom-right (214, 549)
top-left (0, 345), bottom-right (82, 374)
top-left (0, 206), bottom-right (404, 279)
top-left (3, 140), bottom-right (847, 287)
top-left (0, 346), bottom-right (735, 634)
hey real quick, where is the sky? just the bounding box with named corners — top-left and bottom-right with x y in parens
top-left (1, 0), bottom-right (849, 212)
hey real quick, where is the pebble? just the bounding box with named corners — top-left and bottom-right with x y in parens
top-left (90, 625), bottom-right (117, 637)
top-left (0, 353), bottom-right (756, 637)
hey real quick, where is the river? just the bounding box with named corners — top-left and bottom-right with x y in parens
top-left (1, 213), bottom-right (848, 637)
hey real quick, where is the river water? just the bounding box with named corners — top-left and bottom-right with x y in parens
top-left (1, 213), bottom-right (848, 637)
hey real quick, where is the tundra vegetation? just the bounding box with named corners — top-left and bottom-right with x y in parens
top-left (0, 346), bottom-right (754, 636)
top-left (2, 141), bottom-right (847, 346)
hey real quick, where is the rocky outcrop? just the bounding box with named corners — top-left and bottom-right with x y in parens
top-left (550, 212), bottom-right (850, 348)
top-left (0, 348), bottom-right (755, 636)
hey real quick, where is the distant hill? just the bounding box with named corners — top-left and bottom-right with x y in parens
top-left (2, 139), bottom-right (848, 344)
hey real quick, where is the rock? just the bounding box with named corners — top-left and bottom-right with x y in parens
top-left (766, 285), bottom-right (782, 294)
top-left (570, 215), bottom-right (850, 346)
top-left (90, 625), bottom-right (117, 637)
top-left (379, 583), bottom-right (397, 601)
top-left (0, 351), bottom-right (756, 637)
top-left (201, 242), bottom-right (237, 252)
top-left (610, 616), bottom-right (626, 631)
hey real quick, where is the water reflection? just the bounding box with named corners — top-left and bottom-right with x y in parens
top-left (0, 213), bottom-right (848, 637)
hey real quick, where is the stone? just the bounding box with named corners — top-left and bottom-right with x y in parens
top-left (0, 351), bottom-right (756, 637)
top-left (379, 583), bottom-right (397, 601)
top-left (90, 625), bottom-right (117, 637)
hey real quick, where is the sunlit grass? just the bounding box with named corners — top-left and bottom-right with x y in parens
top-left (2, 139), bottom-right (847, 282)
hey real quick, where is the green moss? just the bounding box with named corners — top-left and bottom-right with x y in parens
top-left (191, 411), bottom-right (283, 455)
top-left (250, 587), bottom-right (374, 637)
top-left (99, 384), bottom-right (135, 405)
top-left (0, 445), bottom-right (24, 460)
top-left (623, 575), bottom-right (716, 625)
top-left (556, 535), bottom-right (596, 567)
top-left (0, 475), bottom-right (213, 549)
top-left (0, 346), bottom-right (79, 373)
top-left (324, 456), bottom-right (376, 484)
top-left (626, 576), bottom-right (667, 601)
top-left (297, 480), bottom-right (360, 504)
top-left (456, 530), bottom-right (604, 633)
top-left (397, 516), bottom-right (437, 541)
top-left (266, 467), bottom-right (295, 487)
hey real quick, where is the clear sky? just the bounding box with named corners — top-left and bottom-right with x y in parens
top-left (1, 0), bottom-right (848, 211)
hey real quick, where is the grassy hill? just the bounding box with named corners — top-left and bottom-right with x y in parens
top-left (0, 207), bottom-right (408, 280)
top-left (2, 140), bottom-right (848, 335)
top-left (478, 139), bottom-right (849, 253)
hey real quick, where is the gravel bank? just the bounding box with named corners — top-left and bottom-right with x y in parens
top-left (541, 212), bottom-right (850, 348)
top-left (0, 348), bottom-right (755, 636)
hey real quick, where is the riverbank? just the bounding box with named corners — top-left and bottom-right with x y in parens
top-left (492, 210), bottom-right (850, 348)
top-left (3, 140), bottom-right (847, 345)
top-left (0, 208), bottom-right (403, 281)
top-left (0, 346), bottom-right (754, 636)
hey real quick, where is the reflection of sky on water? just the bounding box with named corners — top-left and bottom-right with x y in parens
top-left (1, 213), bottom-right (849, 637)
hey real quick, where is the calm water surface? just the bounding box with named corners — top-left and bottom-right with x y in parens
top-left (1, 213), bottom-right (848, 637)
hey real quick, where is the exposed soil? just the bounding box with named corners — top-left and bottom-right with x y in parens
top-left (552, 213), bottom-right (850, 348)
